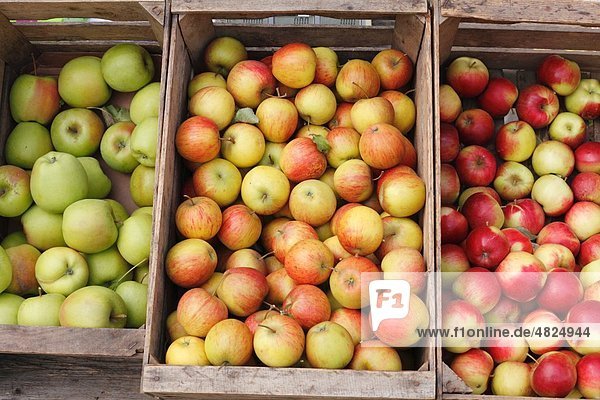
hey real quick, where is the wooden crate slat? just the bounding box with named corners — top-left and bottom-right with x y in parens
top-left (25, 40), bottom-right (162, 54)
top-left (441, 0), bottom-right (599, 26)
top-left (143, 366), bottom-right (436, 399)
top-left (0, 11), bottom-right (37, 67)
top-left (172, 0), bottom-right (428, 18)
top-left (0, 326), bottom-right (145, 357)
top-left (14, 21), bottom-right (157, 41)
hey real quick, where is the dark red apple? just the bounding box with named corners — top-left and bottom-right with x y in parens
top-left (502, 199), bottom-right (546, 236)
top-left (455, 108), bottom-right (495, 146)
top-left (537, 54), bottom-right (581, 96)
top-left (577, 353), bottom-right (600, 398)
top-left (440, 123), bottom-right (460, 163)
top-left (441, 163), bottom-right (460, 206)
top-left (465, 226), bottom-right (510, 269)
top-left (537, 222), bottom-right (581, 257)
top-left (530, 351), bottom-right (577, 397)
top-left (441, 206), bottom-right (469, 244)
top-left (455, 145), bottom-right (497, 187)
top-left (575, 142), bottom-right (600, 174)
top-left (537, 268), bottom-right (583, 316)
top-left (477, 77), bottom-right (519, 118)
top-left (572, 172), bottom-right (600, 204)
top-left (516, 84), bottom-right (559, 129)
top-left (462, 192), bottom-right (504, 229)
top-left (502, 228), bottom-right (534, 253)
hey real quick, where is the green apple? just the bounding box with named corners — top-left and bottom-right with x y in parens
top-left (100, 121), bottom-right (139, 173)
top-left (21, 205), bottom-right (67, 250)
top-left (101, 43), bottom-right (154, 92)
top-left (105, 199), bottom-right (129, 226)
top-left (134, 261), bottom-right (150, 284)
top-left (35, 247), bottom-right (89, 296)
top-left (0, 246), bottom-right (12, 293)
top-left (77, 157), bottom-right (112, 199)
top-left (59, 285), bottom-right (127, 328)
top-left (115, 280), bottom-right (147, 328)
top-left (130, 117), bottom-right (158, 167)
top-left (166, 336), bottom-right (210, 365)
top-left (188, 72), bottom-right (227, 98)
top-left (130, 82), bottom-right (160, 124)
top-left (0, 293), bottom-right (25, 324)
top-left (1, 231), bottom-right (27, 249)
top-left (5, 244), bottom-right (41, 296)
top-left (30, 151), bottom-right (89, 213)
top-left (117, 213), bottom-right (152, 266)
top-left (9, 74), bottom-right (60, 125)
top-left (86, 245), bottom-right (132, 286)
top-left (5, 122), bottom-right (54, 169)
top-left (0, 165), bottom-right (33, 217)
top-left (130, 165), bottom-right (155, 207)
top-left (58, 56), bottom-right (112, 107)
top-left (50, 108), bottom-right (105, 157)
top-left (131, 206), bottom-right (152, 218)
top-left (62, 199), bottom-right (118, 254)
top-left (306, 321), bottom-right (354, 369)
top-left (17, 293), bottom-right (65, 326)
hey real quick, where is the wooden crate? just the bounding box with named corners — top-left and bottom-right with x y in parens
top-left (434, 2), bottom-right (600, 399)
top-left (142, 1), bottom-right (437, 399)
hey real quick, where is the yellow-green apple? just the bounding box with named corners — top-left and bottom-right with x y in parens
top-left (440, 244), bottom-right (470, 288)
top-left (350, 97), bottom-right (394, 135)
top-left (463, 191), bottom-right (504, 229)
top-left (129, 164), bottom-right (155, 207)
top-left (5, 244), bottom-right (40, 296)
top-left (532, 140), bottom-right (575, 177)
top-left (272, 43), bottom-right (316, 89)
top-left (349, 340), bottom-right (402, 371)
top-left (273, 220), bottom-right (318, 263)
top-left (336, 205), bottom-right (383, 256)
top-left (377, 216), bottom-right (422, 259)
top-left (324, 235), bottom-right (353, 261)
top-left (288, 179), bottom-right (335, 226)
top-left (306, 321), bottom-right (354, 369)
top-left (130, 116), bottom-right (158, 167)
top-left (502, 198), bottom-right (545, 235)
top-left (58, 56), bottom-right (111, 107)
top-left (477, 76), bottom-right (518, 117)
top-left (0, 246), bottom-right (11, 293)
top-left (115, 280), bottom-right (147, 328)
top-left (455, 145), bottom-right (496, 187)
top-left (253, 314), bottom-right (305, 367)
top-left (330, 256), bottom-right (379, 309)
top-left (537, 269), bottom-right (583, 317)
top-left (260, 217), bottom-right (290, 253)
top-left (0, 293), bottom-right (24, 324)
top-left (381, 247), bottom-right (425, 293)
top-left (17, 293), bottom-right (65, 326)
top-left (63, 199), bottom-right (118, 253)
top-left (333, 159), bottom-right (373, 203)
top-left (538, 222), bottom-right (581, 256)
top-left (565, 78), bottom-right (600, 120)
top-left (177, 288), bottom-right (227, 337)
top-left (129, 82), bottom-right (160, 124)
top-left (5, 122), bottom-right (53, 169)
top-left (374, 292), bottom-right (430, 348)
top-left (189, 86), bottom-right (235, 130)
top-left (295, 124), bottom-right (328, 140)
top-left (455, 108), bottom-right (495, 145)
top-left (35, 247), bottom-right (88, 296)
top-left (283, 284), bottom-right (331, 330)
top-left (496, 251), bottom-right (547, 302)
top-left (493, 161), bottom-right (534, 201)
top-left (59, 285), bottom-right (127, 328)
top-left (442, 299), bottom-right (485, 353)
top-left (284, 238), bottom-right (333, 286)
top-left (452, 267), bottom-right (501, 313)
top-left (328, 102), bottom-right (354, 129)
top-left (221, 123), bottom-right (265, 168)
top-left (326, 127), bottom-right (360, 168)
top-left (549, 112), bottom-right (586, 149)
top-left (330, 308), bottom-right (363, 345)
top-left (534, 244), bottom-right (576, 271)
top-left (21, 205), bottom-right (66, 250)
top-left (134, 262), bottom-right (150, 284)
top-left (439, 123), bottom-right (460, 163)
top-left (86, 245), bottom-right (132, 286)
top-left (188, 72), bottom-right (226, 98)
top-left (485, 297), bottom-right (521, 323)
top-left (9, 74), bottom-right (60, 124)
top-left (581, 260), bottom-right (600, 289)
top-left (217, 267), bottom-right (268, 317)
top-left (175, 116), bottom-right (220, 163)
top-left (359, 123), bottom-right (407, 170)
top-left (280, 137), bottom-right (327, 182)
top-left (217, 204), bottom-right (261, 250)
top-left (77, 157), bottom-right (112, 199)
top-left (101, 43), bottom-right (154, 92)
top-left (566, 300), bottom-right (600, 354)
top-left (486, 335), bottom-right (529, 363)
top-left (371, 49), bottom-right (413, 90)
top-left (516, 84), bottom-right (560, 128)
top-left (577, 353), bottom-right (600, 398)
top-left (458, 186), bottom-right (501, 208)
top-left (440, 207), bottom-right (468, 244)
top-left (464, 226), bottom-right (510, 269)
top-left (266, 268), bottom-right (297, 305)
top-left (294, 83), bottom-right (337, 125)
top-left (377, 165), bottom-right (425, 217)
top-left (446, 57), bottom-right (489, 98)
top-left (0, 165), bottom-right (32, 218)
top-left (227, 59), bottom-right (276, 107)
top-left (584, 280), bottom-right (600, 301)
top-left (495, 120), bottom-right (537, 162)
top-left (192, 158), bottom-right (240, 207)
top-left (265, 255), bottom-right (284, 274)
top-left (575, 141), bottom-right (600, 173)
top-left (259, 142), bottom-right (286, 170)
top-left (175, 196), bottom-right (222, 241)
top-left (537, 54), bottom-right (581, 96)
top-left (204, 36), bottom-right (247, 77)
top-left (205, 319), bottom-right (253, 366)
top-left (166, 336), bottom-right (210, 366)
top-left (166, 239), bottom-right (216, 288)
top-left (531, 174), bottom-right (574, 216)
top-left (256, 97), bottom-right (298, 143)
top-left (380, 90), bottom-right (416, 134)
top-left (450, 349), bottom-right (494, 394)
top-left (30, 151), bottom-right (88, 213)
top-left (50, 108), bottom-right (104, 157)
top-left (335, 59), bottom-right (380, 102)
top-left (241, 166), bottom-right (290, 215)
top-left (491, 361), bottom-right (533, 396)
top-left (224, 249), bottom-right (267, 275)
top-left (572, 172), bottom-right (600, 204)
top-left (531, 351), bottom-right (577, 397)
top-left (439, 84), bottom-right (462, 123)
top-left (565, 200), bottom-right (600, 241)
top-left (117, 213), bottom-right (152, 265)
top-left (100, 121), bottom-right (139, 173)
top-left (312, 47), bottom-right (338, 87)
top-left (440, 163), bottom-right (460, 206)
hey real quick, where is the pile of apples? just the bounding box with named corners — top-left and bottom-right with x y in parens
top-left (440, 55), bottom-right (600, 397)
top-left (164, 36), bottom-right (430, 370)
top-left (0, 43), bottom-right (159, 329)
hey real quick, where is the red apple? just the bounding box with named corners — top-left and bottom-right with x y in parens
top-left (244, 309), bottom-right (276, 335)
top-left (496, 252), bottom-right (547, 302)
top-left (371, 49), bottom-right (413, 90)
top-left (534, 244), bottom-right (576, 271)
top-left (565, 201), bottom-right (600, 241)
top-left (216, 267), bottom-right (269, 317)
top-left (523, 309), bottom-right (564, 354)
top-left (538, 222), bottom-right (581, 257)
top-left (450, 349), bottom-right (494, 395)
top-left (580, 233), bottom-right (600, 266)
top-left (175, 116), bottom-right (220, 163)
top-left (256, 97), bottom-right (298, 143)
top-left (502, 198), bottom-right (546, 236)
top-left (328, 102), bottom-right (354, 129)
top-left (166, 239), bottom-right (217, 288)
top-left (441, 244), bottom-right (470, 283)
top-left (455, 108), bottom-right (495, 146)
top-left (330, 256), bottom-right (380, 309)
top-left (464, 226), bottom-right (510, 269)
top-left (325, 127), bottom-right (360, 168)
top-left (458, 186), bottom-right (501, 207)
top-left (330, 203), bottom-right (360, 236)
top-left (441, 163), bottom-right (460, 206)
top-left (537, 268), bottom-right (583, 315)
top-left (455, 145), bottom-right (497, 187)
top-left (280, 137), bottom-right (327, 182)
top-left (226, 60), bottom-right (276, 108)
top-left (442, 299), bottom-right (485, 353)
top-left (333, 159), bottom-right (373, 203)
top-left (260, 217), bottom-right (290, 253)
top-left (566, 300), bottom-right (600, 354)
top-left (495, 120), bottom-right (537, 162)
top-left (381, 247), bottom-right (426, 294)
top-left (502, 228), bottom-right (534, 253)
top-left (336, 205), bottom-right (383, 256)
top-left (440, 122), bottom-right (460, 162)
top-left (175, 196), bottom-right (222, 240)
top-left (452, 267), bottom-right (502, 313)
top-left (575, 141), bottom-right (600, 174)
top-left (477, 77), bottom-right (519, 118)
top-left (446, 57), bottom-right (489, 98)
top-left (224, 249), bottom-right (268, 275)
top-left (440, 207), bottom-right (468, 244)
top-left (359, 123), bottom-right (410, 170)
top-left (265, 268), bottom-right (297, 305)
top-left (577, 353), bottom-right (600, 398)
top-left (486, 336), bottom-right (529, 363)
top-left (566, 78), bottom-right (600, 120)
top-left (330, 308), bottom-right (363, 345)
top-left (373, 293), bottom-right (430, 348)
top-left (273, 220), bottom-right (319, 263)
top-left (516, 84), bottom-right (559, 128)
top-left (530, 351), bottom-right (577, 397)
top-left (537, 54), bottom-right (581, 96)
top-left (335, 59), bottom-right (380, 103)
top-left (439, 84), bottom-right (462, 123)
top-left (284, 239), bottom-right (334, 285)
top-left (572, 172), bottom-right (600, 204)
top-left (177, 288), bottom-right (228, 337)
top-left (462, 192), bottom-right (504, 229)
top-left (217, 204), bottom-right (262, 251)
top-left (283, 284), bottom-right (331, 330)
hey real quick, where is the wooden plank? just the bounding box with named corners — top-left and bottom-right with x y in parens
top-left (144, 366), bottom-right (436, 399)
top-left (438, 17), bottom-right (460, 64)
top-left (392, 14), bottom-right (426, 63)
top-left (0, 326), bottom-right (145, 357)
top-left (441, 0), bottom-right (600, 26)
top-left (0, 60), bottom-right (11, 166)
top-left (140, 1), bottom-right (165, 46)
top-left (172, 0), bottom-right (428, 18)
top-left (441, 363), bottom-right (472, 394)
top-left (24, 40), bottom-right (162, 54)
top-left (179, 13), bottom-right (216, 72)
top-left (14, 21), bottom-right (157, 41)
top-left (0, 354), bottom-right (146, 400)
top-left (0, 11), bottom-right (37, 67)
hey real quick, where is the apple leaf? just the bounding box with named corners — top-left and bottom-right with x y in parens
top-left (90, 105), bottom-right (131, 127)
top-left (233, 107), bottom-right (259, 124)
top-left (311, 134), bottom-right (331, 153)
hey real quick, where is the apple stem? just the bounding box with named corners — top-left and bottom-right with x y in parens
top-left (111, 258), bottom-right (148, 290)
top-left (38, 287), bottom-right (43, 297)
top-left (352, 81), bottom-right (370, 99)
top-left (259, 251), bottom-right (275, 260)
top-left (404, 88), bottom-right (416, 96)
top-left (526, 353), bottom-right (538, 364)
top-left (219, 137), bottom-right (235, 144)
top-left (258, 324), bottom-right (276, 333)
top-left (262, 301), bottom-right (282, 313)
top-left (372, 171), bottom-right (385, 181)
top-left (183, 194), bottom-right (194, 205)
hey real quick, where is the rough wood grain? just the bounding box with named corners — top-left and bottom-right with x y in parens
top-left (14, 21), bottom-right (157, 41)
top-left (21, 40), bottom-right (161, 54)
top-left (0, 326), bottom-right (145, 357)
top-left (438, 17), bottom-right (459, 64)
top-left (178, 14), bottom-right (215, 72)
top-left (0, 11), bottom-right (37, 67)
top-left (0, 354), bottom-right (146, 400)
top-left (441, 0), bottom-right (600, 26)
top-left (393, 14), bottom-right (426, 63)
top-left (140, 1), bottom-right (165, 46)
top-left (441, 363), bottom-right (472, 394)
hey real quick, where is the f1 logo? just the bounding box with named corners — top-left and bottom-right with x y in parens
top-left (369, 279), bottom-right (411, 331)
